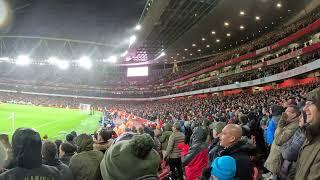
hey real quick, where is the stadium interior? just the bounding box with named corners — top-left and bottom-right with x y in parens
top-left (0, 0), bottom-right (320, 179)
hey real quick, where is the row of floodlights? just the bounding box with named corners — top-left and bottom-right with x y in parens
top-left (0, 55), bottom-right (118, 70)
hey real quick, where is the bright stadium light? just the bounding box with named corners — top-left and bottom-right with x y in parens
top-left (0, 57), bottom-right (9, 62)
top-left (56, 60), bottom-right (69, 70)
top-left (135, 24), bottom-right (141, 31)
top-left (78, 56), bottom-right (92, 69)
top-left (129, 35), bottom-right (137, 46)
top-left (105, 55), bottom-right (117, 63)
top-left (16, 55), bottom-right (32, 66)
top-left (120, 50), bottom-right (128, 57)
top-left (155, 51), bottom-right (165, 60)
top-left (48, 57), bottom-right (59, 64)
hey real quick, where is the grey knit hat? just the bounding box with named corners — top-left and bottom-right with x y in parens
top-left (306, 88), bottom-right (320, 110)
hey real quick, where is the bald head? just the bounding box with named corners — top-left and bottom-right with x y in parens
top-left (219, 124), bottom-right (243, 148)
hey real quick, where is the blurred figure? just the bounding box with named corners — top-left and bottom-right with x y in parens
top-left (159, 123), bottom-right (172, 157)
top-left (0, 128), bottom-right (61, 180)
top-left (210, 156), bottom-right (237, 180)
top-left (42, 141), bottom-right (73, 180)
top-left (164, 122), bottom-right (185, 180)
top-left (69, 134), bottom-right (104, 180)
top-left (0, 134), bottom-right (12, 169)
top-left (93, 128), bottom-right (113, 154)
top-left (100, 134), bottom-right (160, 180)
top-left (59, 142), bottom-right (76, 165)
top-left (66, 134), bottom-right (75, 145)
top-left (295, 88), bottom-right (320, 180)
top-left (0, 143), bottom-right (7, 173)
top-left (182, 127), bottom-right (208, 180)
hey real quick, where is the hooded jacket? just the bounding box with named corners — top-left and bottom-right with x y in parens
top-left (264, 117), bottom-right (299, 174)
top-left (100, 134), bottom-right (160, 180)
top-left (69, 134), bottom-right (104, 180)
top-left (0, 128), bottom-right (61, 180)
top-left (294, 121), bottom-right (320, 180)
top-left (217, 139), bottom-right (256, 180)
top-left (43, 158), bottom-right (73, 180)
top-left (182, 127), bottom-right (208, 180)
top-left (159, 124), bottom-right (172, 151)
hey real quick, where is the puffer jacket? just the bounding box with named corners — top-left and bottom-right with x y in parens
top-left (0, 128), bottom-right (61, 180)
top-left (165, 131), bottom-right (185, 159)
top-left (264, 117), bottom-right (299, 174)
top-left (182, 127), bottom-right (208, 180)
top-left (265, 115), bottom-right (281, 145)
top-left (295, 121), bottom-right (320, 180)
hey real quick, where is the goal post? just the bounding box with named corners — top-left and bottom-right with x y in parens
top-left (79, 103), bottom-right (91, 113)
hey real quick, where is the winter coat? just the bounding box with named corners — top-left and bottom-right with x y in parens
top-left (265, 115), bottom-right (281, 145)
top-left (69, 134), bottom-right (104, 180)
top-left (0, 128), bottom-right (62, 180)
top-left (165, 131), bottom-right (185, 159)
top-left (280, 128), bottom-right (306, 180)
top-left (93, 139), bottom-right (114, 154)
top-left (159, 125), bottom-right (172, 151)
top-left (264, 117), bottom-right (299, 174)
top-left (182, 127), bottom-right (209, 180)
top-left (60, 152), bottom-right (75, 165)
top-left (100, 138), bottom-right (160, 180)
top-left (43, 158), bottom-right (73, 180)
top-left (216, 139), bottom-right (256, 180)
top-left (208, 138), bottom-right (223, 163)
top-left (295, 121), bottom-right (320, 180)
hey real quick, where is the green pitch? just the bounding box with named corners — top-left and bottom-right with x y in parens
top-left (0, 103), bottom-right (102, 140)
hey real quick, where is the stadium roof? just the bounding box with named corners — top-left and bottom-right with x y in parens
top-left (0, 0), bottom-right (317, 66)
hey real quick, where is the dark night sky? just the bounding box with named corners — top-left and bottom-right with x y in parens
top-left (3, 0), bottom-right (146, 44)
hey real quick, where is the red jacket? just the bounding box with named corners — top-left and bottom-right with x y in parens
top-left (184, 148), bottom-right (208, 180)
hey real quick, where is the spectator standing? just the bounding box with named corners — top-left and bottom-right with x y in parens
top-left (69, 134), bottom-right (104, 180)
top-left (182, 127), bottom-right (209, 180)
top-left (264, 106), bottom-right (300, 179)
top-left (93, 128), bottom-right (114, 154)
top-left (295, 88), bottom-right (320, 180)
top-left (0, 128), bottom-right (61, 180)
top-left (159, 123), bottom-right (172, 156)
top-left (265, 105), bottom-right (284, 146)
top-left (165, 122), bottom-right (185, 180)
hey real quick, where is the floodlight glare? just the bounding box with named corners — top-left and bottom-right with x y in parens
top-left (56, 60), bottom-right (69, 70)
top-left (129, 35), bottom-right (137, 46)
top-left (120, 50), bottom-right (128, 57)
top-left (78, 56), bottom-right (92, 69)
top-left (135, 24), bottom-right (141, 30)
top-left (16, 55), bottom-right (32, 66)
top-left (105, 55), bottom-right (117, 63)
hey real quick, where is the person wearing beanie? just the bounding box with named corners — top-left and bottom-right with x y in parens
top-left (59, 142), bottom-right (76, 165)
top-left (295, 88), bottom-right (320, 180)
top-left (0, 128), bottom-right (61, 180)
top-left (69, 133), bottom-right (104, 180)
top-left (164, 122), bottom-right (185, 180)
top-left (211, 156), bottom-right (236, 180)
top-left (42, 141), bottom-right (73, 180)
top-left (66, 134), bottom-right (75, 145)
top-left (100, 134), bottom-right (160, 180)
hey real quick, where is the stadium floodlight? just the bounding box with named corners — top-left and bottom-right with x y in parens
top-left (104, 55), bottom-right (118, 63)
top-left (56, 60), bottom-right (69, 70)
top-left (0, 57), bottom-right (10, 62)
top-left (129, 35), bottom-right (137, 46)
top-left (135, 24), bottom-right (141, 31)
top-left (48, 57), bottom-right (59, 64)
top-left (16, 55), bottom-right (32, 66)
top-left (154, 51), bottom-right (165, 60)
top-left (78, 56), bottom-right (92, 69)
top-left (120, 50), bottom-right (128, 57)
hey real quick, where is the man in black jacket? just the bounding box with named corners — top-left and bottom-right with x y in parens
top-left (217, 124), bottom-right (256, 180)
top-left (0, 128), bottom-right (62, 180)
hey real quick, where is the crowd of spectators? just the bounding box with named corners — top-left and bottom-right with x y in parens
top-left (0, 81), bottom-right (320, 180)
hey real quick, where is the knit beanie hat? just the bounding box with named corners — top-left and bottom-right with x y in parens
top-left (306, 88), bottom-right (320, 110)
top-left (212, 122), bottom-right (226, 134)
top-left (173, 122), bottom-right (181, 131)
top-left (129, 134), bottom-right (154, 158)
top-left (211, 156), bottom-right (236, 180)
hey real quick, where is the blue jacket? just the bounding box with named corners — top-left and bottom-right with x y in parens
top-left (265, 115), bottom-right (281, 145)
